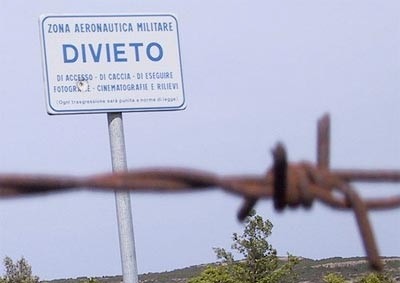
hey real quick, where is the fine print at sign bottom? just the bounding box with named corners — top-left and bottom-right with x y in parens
top-left (40, 14), bottom-right (185, 114)
top-left (55, 93), bottom-right (181, 108)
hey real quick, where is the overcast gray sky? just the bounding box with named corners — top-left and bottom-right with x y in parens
top-left (1, 0), bottom-right (399, 280)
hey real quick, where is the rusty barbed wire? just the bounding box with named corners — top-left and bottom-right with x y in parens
top-left (0, 114), bottom-right (399, 271)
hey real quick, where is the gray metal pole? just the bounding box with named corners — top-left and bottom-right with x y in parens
top-left (107, 112), bottom-right (139, 283)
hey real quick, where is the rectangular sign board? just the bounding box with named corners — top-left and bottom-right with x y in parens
top-left (39, 14), bottom-right (185, 114)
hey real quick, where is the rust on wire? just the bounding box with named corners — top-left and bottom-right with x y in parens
top-left (0, 114), bottom-right (399, 271)
top-left (317, 113), bottom-right (331, 169)
top-left (272, 143), bottom-right (288, 211)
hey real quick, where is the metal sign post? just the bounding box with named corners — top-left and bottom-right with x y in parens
top-left (39, 14), bottom-right (185, 283)
top-left (108, 112), bottom-right (138, 283)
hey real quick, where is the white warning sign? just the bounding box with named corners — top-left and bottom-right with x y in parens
top-left (39, 14), bottom-right (185, 114)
